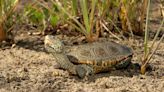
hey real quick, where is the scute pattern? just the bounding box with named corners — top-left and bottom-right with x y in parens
top-left (80, 49), bottom-right (92, 58)
top-left (67, 41), bottom-right (132, 67)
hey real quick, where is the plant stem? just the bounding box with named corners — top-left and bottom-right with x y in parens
top-left (150, 18), bottom-right (164, 49)
top-left (80, 0), bottom-right (90, 34)
top-left (144, 34), bottom-right (164, 66)
top-left (143, 0), bottom-right (150, 62)
top-left (72, 0), bottom-right (78, 16)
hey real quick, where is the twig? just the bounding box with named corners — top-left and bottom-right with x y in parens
top-left (100, 20), bottom-right (122, 41)
top-left (103, 19), bottom-right (127, 40)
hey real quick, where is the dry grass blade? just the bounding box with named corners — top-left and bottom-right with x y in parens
top-left (120, 2), bottom-right (134, 38)
top-left (100, 20), bottom-right (122, 41)
top-left (160, 3), bottom-right (164, 17)
top-left (150, 19), bottom-right (164, 49)
top-left (123, 5), bottom-right (134, 38)
top-left (106, 18), bottom-right (127, 40)
top-left (140, 0), bottom-right (148, 33)
top-left (0, 0), bottom-right (19, 41)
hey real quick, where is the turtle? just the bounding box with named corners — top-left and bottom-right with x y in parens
top-left (44, 35), bottom-right (133, 78)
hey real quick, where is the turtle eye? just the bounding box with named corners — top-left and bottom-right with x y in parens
top-left (50, 41), bottom-right (63, 53)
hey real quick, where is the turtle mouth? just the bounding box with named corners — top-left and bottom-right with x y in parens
top-left (44, 38), bottom-right (54, 52)
top-left (44, 44), bottom-right (55, 53)
top-left (45, 43), bottom-right (63, 53)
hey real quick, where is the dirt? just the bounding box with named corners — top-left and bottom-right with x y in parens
top-left (0, 1), bottom-right (164, 92)
top-left (0, 32), bottom-right (164, 92)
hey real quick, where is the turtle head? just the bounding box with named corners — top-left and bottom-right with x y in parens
top-left (44, 35), bottom-right (64, 53)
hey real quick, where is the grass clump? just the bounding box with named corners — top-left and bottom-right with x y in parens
top-left (23, 0), bottom-right (148, 40)
top-left (141, 0), bottom-right (164, 74)
top-left (0, 0), bottom-right (19, 42)
top-left (23, 1), bottom-right (61, 34)
top-left (52, 0), bottom-right (99, 42)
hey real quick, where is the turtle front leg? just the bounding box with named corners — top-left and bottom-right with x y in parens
top-left (76, 65), bottom-right (94, 78)
top-left (52, 53), bottom-right (77, 75)
top-left (52, 53), bottom-right (94, 78)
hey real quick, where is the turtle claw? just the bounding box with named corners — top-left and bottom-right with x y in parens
top-left (76, 65), bottom-right (93, 78)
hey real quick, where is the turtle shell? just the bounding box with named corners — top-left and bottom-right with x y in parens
top-left (67, 41), bottom-right (133, 68)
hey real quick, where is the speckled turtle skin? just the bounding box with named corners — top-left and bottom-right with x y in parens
top-left (44, 35), bottom-right (133, 78)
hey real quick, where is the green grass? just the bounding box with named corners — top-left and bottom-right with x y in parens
top-left (48, 0), bottom-right (99, 41)
top-left (22, 1), bottom-right (146, 40)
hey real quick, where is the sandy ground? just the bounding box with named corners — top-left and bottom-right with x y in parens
top-left (0, 0), bottom-right (164, 92)
top-left (0, 33), bottom-right (164, 92)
